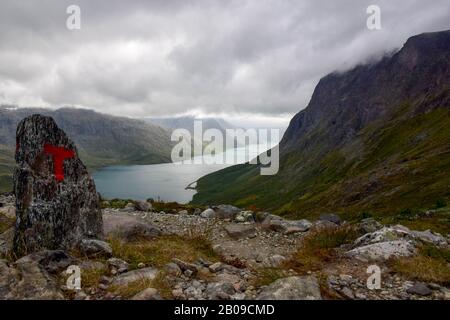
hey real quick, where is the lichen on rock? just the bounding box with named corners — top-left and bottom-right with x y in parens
top-left (12, 114), bottom-right (102, 256)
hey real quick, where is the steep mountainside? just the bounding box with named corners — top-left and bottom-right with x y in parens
top-left (192, 30), bottom-right (450, 221)
top-left (0, 107), bottom-right (173, 192)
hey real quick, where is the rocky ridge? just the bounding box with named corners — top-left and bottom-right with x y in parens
top-left (1, 194), bottom-right (448, 300)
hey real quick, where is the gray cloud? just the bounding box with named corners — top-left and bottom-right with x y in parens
top-left (0, 0), bottom-right (449, 119)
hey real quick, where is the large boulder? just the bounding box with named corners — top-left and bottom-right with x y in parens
top-left (200, 208), bottom-right (217, 219)
top-left (79, 239), bottom-right (112, 258)
top-left (0, 250), bottom-right (71, 299)
top-left (134, 201), bottom-right (152, 212)
top-left (261, 215), bottom-right (311, 234)
top-left (345, 240), bottom-right (416, 262)
top-left (410, 229), bottom-right (447, 247)
top-left (234, 211), bottom-right (255, 223)
top-left (212, 205), bottom-right (241, 219)
top-left (111, 267), bottom-right (159, 287)
top-left (13, 115), bottom-right (102, 256)
top-left (103, 213), bottom-right (161, 241)
top-left (223, 224), bottom-right (256, 239)
top-left (319, 214), bottom-right (341, 225)
top-left (257, 276), bottom-right (322, 300)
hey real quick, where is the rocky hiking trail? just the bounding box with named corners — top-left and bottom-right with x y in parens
top-left (1, 195), bottom-right (449, 300)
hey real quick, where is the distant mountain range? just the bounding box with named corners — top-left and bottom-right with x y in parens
top-left (0, 107), bottom-right (173, 192)
top-left (145, 116), bottom-right (235, 135)
top-left (145, 115), bottom-right (245, 149)
top-left (192, 30), bottom-right (450, 220)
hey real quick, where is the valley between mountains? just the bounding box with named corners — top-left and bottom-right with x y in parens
top-left (0, 30), bottom-right (449, 301)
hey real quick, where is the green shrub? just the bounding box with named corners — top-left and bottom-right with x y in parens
top-left (435, 198), bottom-right (447, 209)
top-left (420, 244), bottom-right (450, 263)
top-left (359, 212), bottom-right (372, 220)
top-left (399, 208), bottom-right (413, 217)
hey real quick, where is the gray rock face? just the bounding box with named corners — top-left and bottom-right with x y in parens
top-left (353, 226), bottom-right (410, 247)
top-left (200, 205), bottom-right (242, 219)
top-left (164, 262), bottom-right (182, 276)
top-left (200, 208), bottom-right (216, 218)
top-left (111, 267), bottom-right (159, 287)
top-left (172, 258), bottom-right (199, 275)
top-left (223, 224), bottom-right (256, 239)
top-left (267, 254), bottom-right (287, 267)
top-left (319, 214), bottom-right (341, 225)
top-left (13, 114), bottom-right (102, 257)
top-left (107, 257), bottom-right (129, 274)
top-left (261, 215), bottom-right (311, 234)
top-left (213, 205), bottom-right (241, 219)
top-left (79, 239), bottom-right (112, 258)
top-left (204, 281), bottom-right (236, 299)
top-left (134, 201), bottom-right (152, 212)
top-left (123, 203), bottom-right (136, 212)
top-left (410, 229), bottom-right (447, 246)
top-left (345, 240), bottom-right (416, 262)
top-left (406, 282), bottom-right (432, 296)
top-left (234, 211), bottom-right (255, 223)
top-left (0, 250), bottom-right (69, 299)
top-left (312, 220), bottom-right (339, 231)
top-left (131, 288), bottom-right (162, 300)
top-left (103, 213), bottom-right (161, 241)
top-left (257, 276), bottom-right (322, 300)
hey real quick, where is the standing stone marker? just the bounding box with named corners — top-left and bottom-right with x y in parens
top-left (13, 114), bottom-right (102, 256)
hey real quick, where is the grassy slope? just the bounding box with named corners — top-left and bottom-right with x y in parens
top-left (0, 146), bottom-right (14, 193)
top-left (193, 101), bottom-right (450, 227)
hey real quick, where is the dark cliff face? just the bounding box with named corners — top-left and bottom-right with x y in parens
top-left (281, 30), bottom-right (450, 154)
top-left (193, 30), bottom-right (450, 218)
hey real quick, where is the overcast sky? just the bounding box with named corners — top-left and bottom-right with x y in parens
top-left (0, 0), bottom-right (449, 125)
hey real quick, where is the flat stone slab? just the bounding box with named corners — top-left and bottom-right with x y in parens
top-left (345, 240), bottom-right (416, 262)
top-left (223, 224), bottom-right (256, 239)
top-left (257, 276), bottom-right (322, 300)
top-left (111, 267), bottom-right (159, 287)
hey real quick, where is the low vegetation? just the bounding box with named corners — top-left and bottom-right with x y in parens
top-left (80, 266), bottom-right (108, 289)
top-left (109, 234), bottom-right (218, 270)
top-left (283, 225), bottom-right (361, 274)
top-left (390, 245), bottom-right (450, 285)
top-left (0, 146), bottom-right (14, 193)
top-left (108, 278), bottom-right (154, 299)
top-left (0, 212), bottom-right (13, 233)
top-left (381, 206), bottom-right (450, 235)
top-left (251, 267), bottom-right (290, 288)
top-left (148, 199), bottom-right (205, 214)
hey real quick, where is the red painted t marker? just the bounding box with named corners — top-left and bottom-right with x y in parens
top-left (43, 144), bottom-right (75, 182)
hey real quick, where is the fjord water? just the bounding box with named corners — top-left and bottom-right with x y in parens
top-left (93, 144), bottom-right (272, 203)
